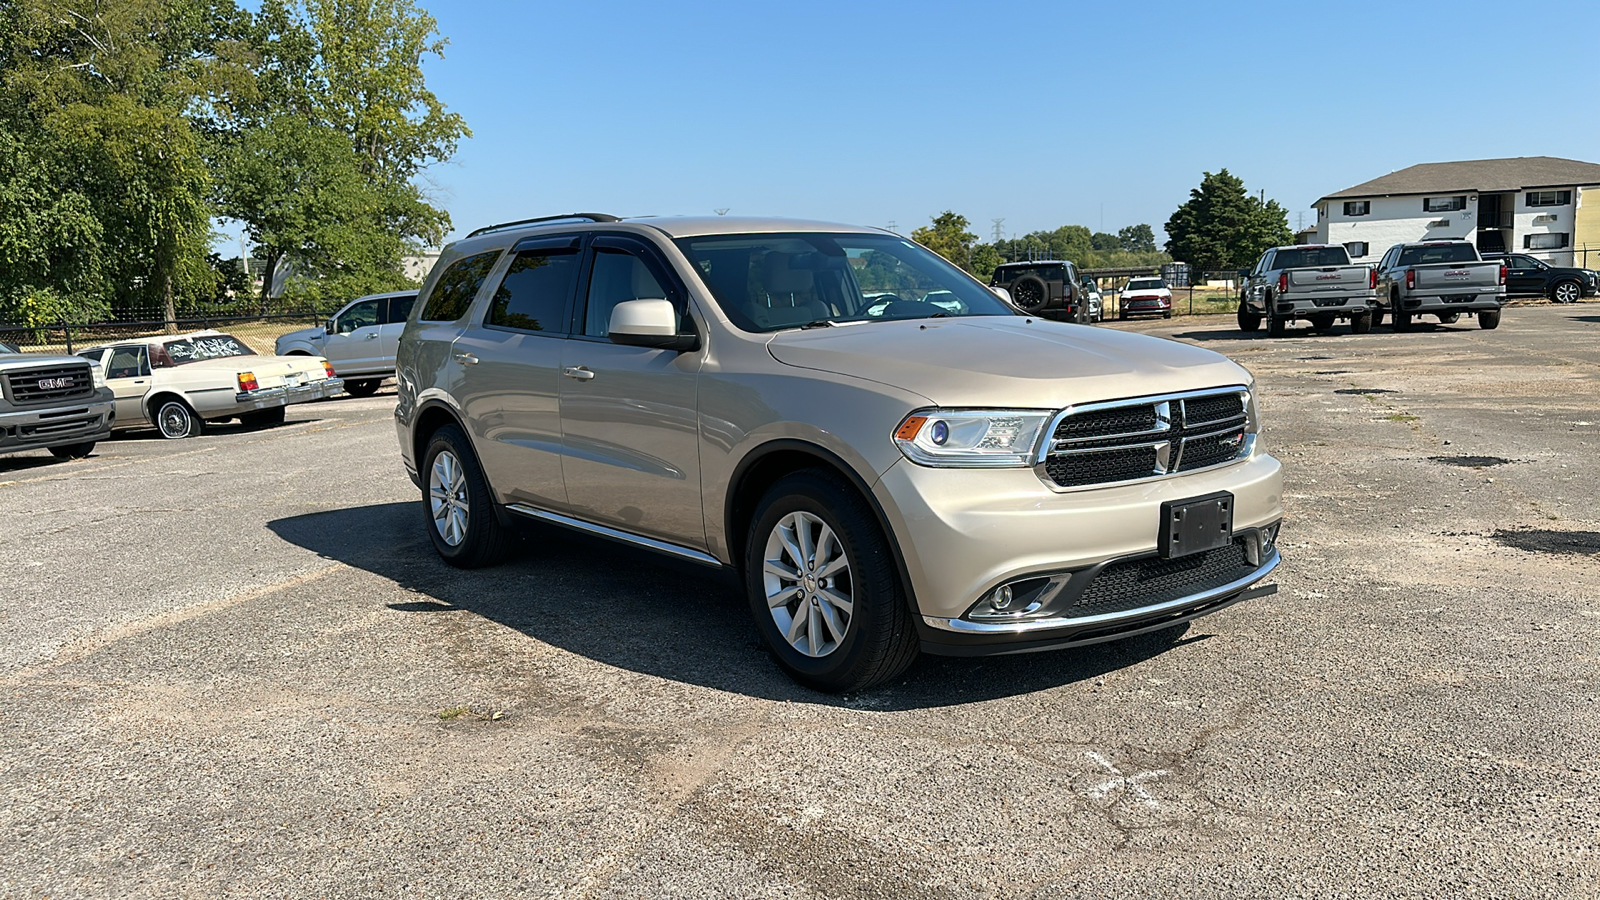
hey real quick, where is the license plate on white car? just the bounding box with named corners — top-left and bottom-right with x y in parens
top-left (284, 372), bottom-right (305, 387)
top-left (1160, 492), bottom-right (1234, 559)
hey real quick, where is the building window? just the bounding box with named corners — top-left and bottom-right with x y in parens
top-left (1524, 233), bottom-right (1570, 250)
top-left (1423, 196), bottom-right (1466, 212)
top-left (1344, 242), bottom-right (1369, 258)
top-left (1342, 201), bottom-right (1370, 217)
top-left (1525, 190), bottom-right (1571, 207)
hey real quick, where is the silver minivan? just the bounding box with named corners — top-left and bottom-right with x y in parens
top-left (275, 291), bottom-right (418, 396)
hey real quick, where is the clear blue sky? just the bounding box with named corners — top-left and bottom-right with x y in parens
top-left (381, 0), bottom-right (1600, 246)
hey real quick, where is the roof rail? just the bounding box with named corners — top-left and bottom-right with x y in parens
top-left (467, 213), bottom-right (621, 238)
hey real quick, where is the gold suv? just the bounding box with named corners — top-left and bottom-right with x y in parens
top-left (395, 214), bottom-right (1284, 692)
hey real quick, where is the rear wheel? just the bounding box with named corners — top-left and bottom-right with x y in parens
top-left (745, 469), bottom-right (918, 693)
top-left (154, 398), bottom-right (202, 439)
top-left (1478, 308), bottom-right (1502, 330)
top-left (48, 442), bottom-right (95, 459)
top-left (345, 379), bottom-right (381, 397)
top-left (422, 425), bottom-right (514, 568)
top-left (1552, 280), bottom-right (1580, 304)
top-left (1236, 301), bottom-right (1262, 333)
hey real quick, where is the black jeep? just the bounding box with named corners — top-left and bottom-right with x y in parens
top-left (990, 260), bottom-right (1088, 323)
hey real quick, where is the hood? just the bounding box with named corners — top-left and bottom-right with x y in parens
top-left (766, 317), bottom-right (1249, 409)
top-left (276, 325), bottom-right (326, 346)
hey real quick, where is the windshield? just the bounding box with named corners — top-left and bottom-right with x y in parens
top-left (1398, 244), bottom-right (1479, 266)
top-left (162, 334), bottom-right (257, 365)
top-left (1273, 247), bottom-right (1350, 268)
top-left (674, 232), bottom-right (1014, 332)
top-left (1126, 278), bottom-right (1166, 291)
top-left (0, 342), bottom-right (16, 354)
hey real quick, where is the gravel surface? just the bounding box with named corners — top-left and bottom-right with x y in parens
top-left (2, 304), bottom-right (1597, 898)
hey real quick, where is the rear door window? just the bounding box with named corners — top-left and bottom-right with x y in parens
top-left (385, 294), bottom-right (419, 324)
top-left (485, 242), bottom-right (582, 334)
top-left (419, 251), bottom-right (501, 322)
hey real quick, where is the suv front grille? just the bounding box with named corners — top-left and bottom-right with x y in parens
top-left (4, 364), bottom-right (96, 405)
top-left (1068, 540), bottom-right (1254, 619)
top-left (1041, 389), bottom-right (1249, 489)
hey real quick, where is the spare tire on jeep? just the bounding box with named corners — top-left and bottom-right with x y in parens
top-left (1009, 275), bottom-right (1047, 310)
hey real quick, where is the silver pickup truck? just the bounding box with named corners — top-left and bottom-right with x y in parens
top-left (0, 343), bottom-right (115, 460)
top-left (1374, 241), bottom-right (1505, 331)
top-left (1239, 244), bottom-right (1377, 337)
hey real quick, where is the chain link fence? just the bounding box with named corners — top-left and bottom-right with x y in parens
top-left (1, 309), bottom-right (326, 357)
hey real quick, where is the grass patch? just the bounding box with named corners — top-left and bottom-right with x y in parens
top-left (1384, 414), bottom-right (1420, 423)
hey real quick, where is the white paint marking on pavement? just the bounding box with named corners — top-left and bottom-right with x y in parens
top-left (1085, 750), bottom-right (1170, 809)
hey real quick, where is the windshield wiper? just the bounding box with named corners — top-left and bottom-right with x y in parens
top-left (799, 319), bottom-right (837, 329)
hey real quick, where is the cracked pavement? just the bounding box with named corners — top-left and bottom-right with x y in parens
top-left (2, 304), bottom-right (1597, 897)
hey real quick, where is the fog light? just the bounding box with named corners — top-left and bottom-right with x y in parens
top-left (992, 584), bottom-right (1013, 610)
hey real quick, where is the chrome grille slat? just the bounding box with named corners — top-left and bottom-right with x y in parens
top-left (4, 364), bottom-right (96, 405)
top-left (1038, 387), bottom-right (1250, 490)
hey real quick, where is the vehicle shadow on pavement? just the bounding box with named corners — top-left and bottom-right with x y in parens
top-left (268, 502), bottom-right (1201, 709)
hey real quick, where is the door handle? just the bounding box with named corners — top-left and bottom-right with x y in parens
top-left (453, 353), bottom-right (479, 366)
top-left (365, 333), bottom-right (379, 340)
top-left (562, 366), bottom-right (596, 381)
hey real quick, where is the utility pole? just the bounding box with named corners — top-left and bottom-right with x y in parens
top-left (886, 220), bottom-right (896, 233)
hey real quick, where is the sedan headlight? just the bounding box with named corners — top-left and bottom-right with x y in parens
top-left (893, 409), bottom-right (1053, 468)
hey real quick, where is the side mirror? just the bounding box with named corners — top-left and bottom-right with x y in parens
top-left (608, 298), bottom-right (697, 351)
top-left (990, 286), bottom-right (1013, 303)
top-left (324, 318), bottom-right (335, 335)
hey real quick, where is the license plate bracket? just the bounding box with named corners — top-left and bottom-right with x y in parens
top-left (1160, 492), bottom-right (1234, 559)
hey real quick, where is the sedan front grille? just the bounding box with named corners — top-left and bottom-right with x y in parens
top-left (4, 364), bottom-right (96, 405)
top-left (1040, 389), bottom-right (1249, 489)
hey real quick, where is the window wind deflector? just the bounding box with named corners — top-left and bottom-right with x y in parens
top-left (512, 234), bottom-right (583, 252)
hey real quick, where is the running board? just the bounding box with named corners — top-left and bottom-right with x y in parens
top-left (504, 504), bottom-right (724, 567)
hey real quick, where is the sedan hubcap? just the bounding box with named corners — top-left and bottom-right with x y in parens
top-left (429, 450), bottom-right (470, 547)
top-left (762, 511), bottom-right (853, 658)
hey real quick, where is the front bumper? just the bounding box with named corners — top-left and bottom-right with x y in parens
top-left (871, 451), bottom-right (1284, 653)
top-left (0, 397), bottom-right (115, 452)
top-left (1123, 297), bottom-right (1172, 315)
top-left (231, 377), bottom-right (345, 411)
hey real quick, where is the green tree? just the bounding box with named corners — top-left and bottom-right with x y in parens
top-left (969, 243), bottom-right (1002, 280)
top-left (1164, 170), bottom-right (1292, 272)
top-left (1117, 224), bottom-right (1156, 253)
top-left (1090, 231), bottom-right (1119, 252)
top-left (912, 211), bottom-right (979, 271)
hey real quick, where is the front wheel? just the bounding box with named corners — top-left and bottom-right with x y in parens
top-left (422, 425), bottom-right (514, 568)
top-left (1267, 307), bottom-right (1286, 338)
top-left (49, 442), bottom-right (95, 459)
top-left (1236, 301), bottom-right (1262, 333)
top-left (1349, 312), bottom-right (1372, 334)
top-left (155, 399), bottom-right (202, 439)
top-left (1478, 308), bottom-right (1502, 330)
top-left (239, 406), bottom-right (287, 429)
top-left (745, 469), bottom-right (918, 693)
top-left (1371, 306), bottom-right (1386, 328)
top-left (345, 379), bottom-right (381, 397)
top-left (1552, 281), bottom-right (1581, 304)
top-left (1437, 312), bottom-right (1460, 325)
top-left (1393, 305), bottom-right (1413, 332)
top-left (1308, 313), bottom-right (1336, 333)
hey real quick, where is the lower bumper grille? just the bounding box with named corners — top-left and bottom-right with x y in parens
top-left (1070, 541), bottom-right (1253, 619)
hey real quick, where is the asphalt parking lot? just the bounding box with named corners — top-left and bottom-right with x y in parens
top-left (3, 305), bottom-right (1597, 898)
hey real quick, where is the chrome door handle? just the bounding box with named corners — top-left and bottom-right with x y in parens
top-left (562, 366), bottom-right (595, 381)
top-left (365, 333), bottom-right (379, 340)
top-left (453, 353), bottom-right (479, 365)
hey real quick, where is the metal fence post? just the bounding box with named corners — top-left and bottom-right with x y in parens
top-left (62, 319), bottom-right (73, 354)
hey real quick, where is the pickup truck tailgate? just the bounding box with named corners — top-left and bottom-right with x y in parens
top-left (1287, 266), bottom-right (1369, 290)
top-left (1413, 263), bottom-right (1500, 290)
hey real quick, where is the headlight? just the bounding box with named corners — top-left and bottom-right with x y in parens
top-left (1244, 385), bottom-right (1260, 433)
top-left (893, 409), bottom-right (1052, 468)
top-left (91, 365), bottom-right (106, 388)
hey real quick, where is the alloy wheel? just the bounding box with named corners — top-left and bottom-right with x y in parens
top-left (429, 449), bottom-right (470, 547)
top-left (762, 511), bottom-right (854, 658)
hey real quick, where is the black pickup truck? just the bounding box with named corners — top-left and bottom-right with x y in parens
top-left (1484, 253), bottom-right (1598, 304)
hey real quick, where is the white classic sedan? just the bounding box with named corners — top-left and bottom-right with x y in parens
top-left (78, 331), bottom-right (344, 438)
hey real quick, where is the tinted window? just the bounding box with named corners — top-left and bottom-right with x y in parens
top-left (335, 299), bottom-right (380, 334)
top-left (992, 264), bottom-right (1066, 284)
top-left (1126, 278), bottom-right (1166, 290)
top-left (385, 294), bottom-right (418, 324)
top-left (1271, 247), bottom-right (1352, 268)
top-left (420, 251), bottom-right (501, 322)
top-left (583, 247), bottom-right (674, 337)
top-left (1397, 244), bottom-right (1479, 265)
top-left (486, 247), bottom-right (580, 333)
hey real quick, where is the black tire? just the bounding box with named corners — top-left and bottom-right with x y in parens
top-left (1552, 280), bottom-right (1581, 304)
top-left (48, 442), bottom-right (95, 459)
top-left (1236, 301), bottom-right (1262, 333)
top-left (1118, 310), bottom-right (1129, 321)
top-left (1162, 310), bottom-right (1172, 319)
top-left (1009, 275), bottom-right (1047, 310)
top-left (154, 398), bottom-right (203, 439)
top-left (1266, 305), bottom-right (1286, 338)
top-left (345, 379), bottom-right (381, 397)
top-left (1308, 313), bottom-right (1336, 333)
top-left (1478, 308), bottom-right (1502, 330)
top-left (1371, 306), bottom-right (1386, 328)
top-left (240, 406), bottom-right (287, 429)
top-left (1349, 312), bottom-right (1372, 334)
top-left (744, 469), bottom-right (918, 693)
top-left (1437, 312), bottom-right (1460, 325)
top-left (421, 424), bottom-right (514, 568)
top-left (1393, 305), bottom-right (1413, 332)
